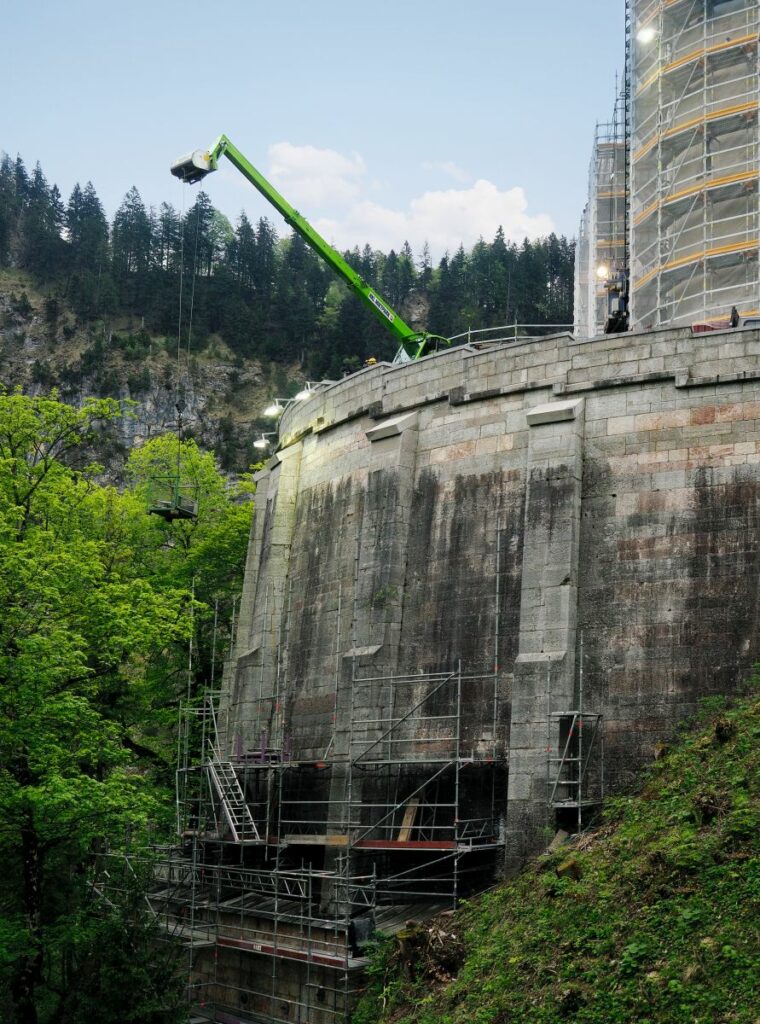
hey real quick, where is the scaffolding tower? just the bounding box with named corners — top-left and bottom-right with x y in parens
top-left (156, 655), bottom-right (507, 1024)
top-left (574, 200), bottom-right (593, 337)
top-left (575, 87), bottom-right (628, 338)
top-left (546, 642), bottom-right (604, 835)
top-left (629, 0), bottom-right (760, 328)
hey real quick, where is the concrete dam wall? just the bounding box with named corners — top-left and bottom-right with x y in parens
top-left (228, 323), bottom-right (759, 846)
top-left (192, 324), bottom-right (760, 1022)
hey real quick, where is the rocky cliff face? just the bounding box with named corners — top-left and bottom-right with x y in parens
top-left (0, 271), bottom-right (297, 473)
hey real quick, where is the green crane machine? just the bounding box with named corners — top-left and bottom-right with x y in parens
top-left (171, 135), bottom-right (448, 360)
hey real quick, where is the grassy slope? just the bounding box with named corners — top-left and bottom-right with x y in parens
top-left (356, 689), bottom-right (760, 1024)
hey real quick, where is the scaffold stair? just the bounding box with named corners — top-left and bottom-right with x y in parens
top-left (207, 759), bottom-right (260, 842)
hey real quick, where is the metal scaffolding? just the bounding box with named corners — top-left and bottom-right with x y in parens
top-left (99, 844), bottom-right (369, 1024)
top-left (574, 197), bottom-right (593, 339)
top-left (575, 87), bottom-right (628, 338)
top-left (156, 649), bottom-right (507, 1024)
top-left (108, 482), bottom-right (514, 1024)
top-left (629, 0), bottom-right (760, 328)
top-left (546, 641), bottom-right (604, 835)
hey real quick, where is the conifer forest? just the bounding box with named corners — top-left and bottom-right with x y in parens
top-left (0, 153), bottom-right (575, 378)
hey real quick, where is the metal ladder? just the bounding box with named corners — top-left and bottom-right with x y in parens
top-left (207, 759), bottom-right (260, 842)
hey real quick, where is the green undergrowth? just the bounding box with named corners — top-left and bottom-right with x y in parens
top-left (355, 688), bottom-right (760, 1024)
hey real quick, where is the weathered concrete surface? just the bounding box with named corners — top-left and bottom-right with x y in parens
top-left (507, 396), bottom-right (585, 865)
top-left (225, 323), bottom-right (760, 866)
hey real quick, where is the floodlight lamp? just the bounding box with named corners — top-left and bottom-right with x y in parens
top-left (637, 25), bottom-right (656, 43)
top-left (264, 401), bottom-right (284, 418)
top-left (253, 436), bottom-right (270, 449)
top-left (294, 388), bottom-right (312, 402)
top-left (596, 264), bottom-right (610, 280)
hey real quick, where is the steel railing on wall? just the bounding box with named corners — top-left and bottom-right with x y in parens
top-left (448, 322), bottom-right (573, 346)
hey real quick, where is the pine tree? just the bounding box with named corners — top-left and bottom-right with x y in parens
top-left (359, 244), bottom-right (376, 281)
top-left (0, 156), bottom-right (20, 267)
top-left (17, 163), bottom-right (64, 278)
top-left (154, 202), bottom-right (181, 272)
top-left (449, 245), bottom-right (468, 326)
top-left (274, 234), bottom-right (324, 361)
top-left (381, 249), bottom-right (401, 306)
top-left (13, 156), bottom-right (29, 206)
top-left (254, 217), bottom-right (278, 309)
top-left (490, 226), bottom-right (512, 321)
top-left (229, 211), bottom-right (256, 292)
top-left (417, 242), bottom-right (432, 287)
top-left (112, 186), bottom-right (153, 309)
top-left (182, 191), bottom-right (215, 278)
top-left (66, 181), bottom-right (109, 273)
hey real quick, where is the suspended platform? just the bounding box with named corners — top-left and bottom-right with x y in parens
top-left (148, 479), bottom-right (199, 522)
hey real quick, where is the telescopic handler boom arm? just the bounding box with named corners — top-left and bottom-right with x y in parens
top-left (171, 135), bottom-right (447, 360)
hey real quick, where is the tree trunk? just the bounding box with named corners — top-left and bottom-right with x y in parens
top-left (11, 805), bottom-right (42, 1024)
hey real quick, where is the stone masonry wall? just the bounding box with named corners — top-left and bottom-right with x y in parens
top-left (225, 323), bottom-right (760, 865)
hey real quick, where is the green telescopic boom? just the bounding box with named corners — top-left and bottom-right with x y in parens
top-left (170, 135), bottom-right (448, 360)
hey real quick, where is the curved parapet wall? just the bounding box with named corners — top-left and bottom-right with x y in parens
top-left (228, 324), bottom-right (760, 864)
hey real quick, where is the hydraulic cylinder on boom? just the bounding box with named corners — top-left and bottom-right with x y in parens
top-left (171, 135), bottom-right (448, 360)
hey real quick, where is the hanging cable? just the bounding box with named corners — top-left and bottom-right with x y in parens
top-left (145, 182), bottom-right (199, 521)
top-left (176, 197), bottom-right (203, 497)
top-left (175, 183), bottom-right (188, 499)
top-left (210, 597), bottom-right (219, 689)
top-left (176, 181), bottom-right (186, 392)
top-left (186, 197), bottom-right (202, 363)
top-left (186, 575), bottom-right (195, 701)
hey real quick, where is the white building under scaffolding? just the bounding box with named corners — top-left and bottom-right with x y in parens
top-left (629, 0), bottom-right (760, 329)
top-left (574, 89), bottom-right (628, 337)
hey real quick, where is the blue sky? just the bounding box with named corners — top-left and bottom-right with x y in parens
top-left (3, 0), bottom-right (624, 259)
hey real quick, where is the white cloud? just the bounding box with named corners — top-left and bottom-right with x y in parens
top-left (422, 160), bottom-right (472, 184)
top-left (316, 180), bottom-right (555, 258)
top-left (263, 143), bottom-right (554, 259)
top-left (268, 141), bottom-right (366, 206)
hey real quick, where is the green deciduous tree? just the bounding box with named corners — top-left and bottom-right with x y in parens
top-left (0, 391), bottom-right (194, 1024)
top-left (126, 434), bottom-right (254, 693)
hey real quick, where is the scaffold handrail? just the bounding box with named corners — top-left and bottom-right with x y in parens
top-left (351, 671), bottom-right (457, 763)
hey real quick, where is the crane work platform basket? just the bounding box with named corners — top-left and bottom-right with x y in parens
top-left (148, 478), bottom-right (199, 522)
